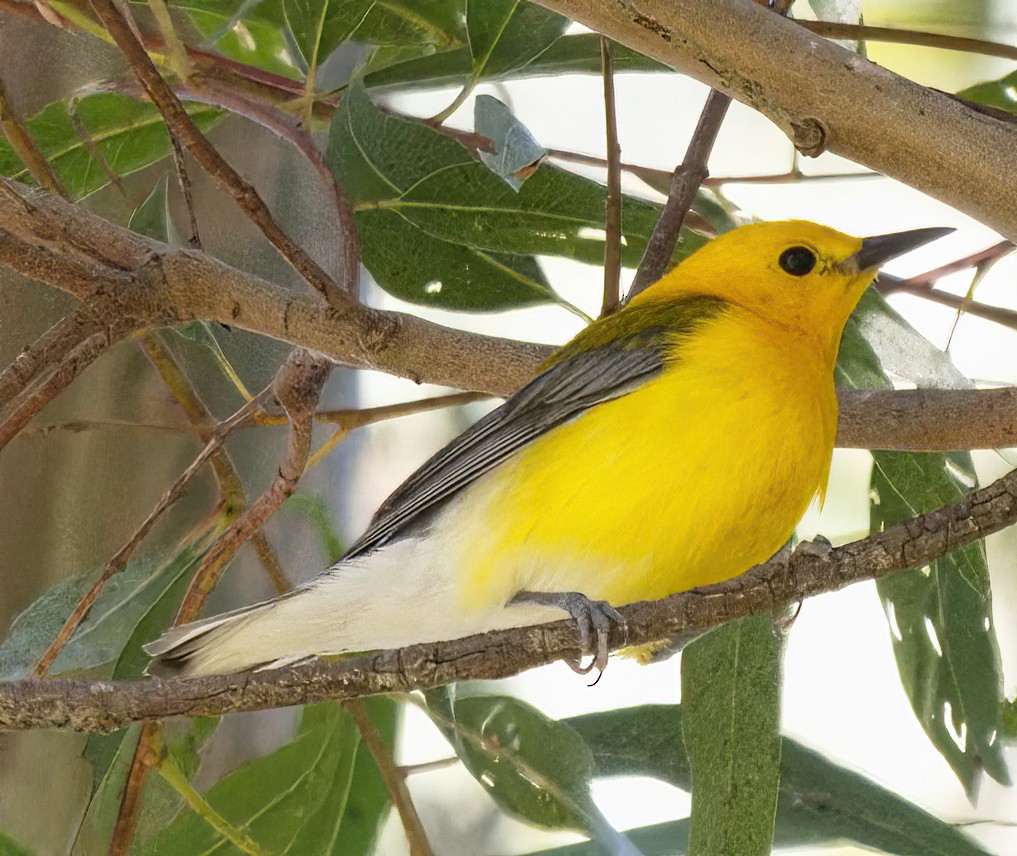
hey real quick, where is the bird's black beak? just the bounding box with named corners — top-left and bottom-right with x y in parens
top-left (840, 227), bottom-right (954, 274)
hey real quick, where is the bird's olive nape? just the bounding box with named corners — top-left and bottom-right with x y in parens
top-left (778, 246), bottom-right (818, 276)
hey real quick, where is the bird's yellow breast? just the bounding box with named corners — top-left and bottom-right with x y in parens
top-left (450, 308), bottom-right (838, 612)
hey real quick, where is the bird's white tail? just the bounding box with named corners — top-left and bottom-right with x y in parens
top-left (144, 538), bottom-right (559, 677)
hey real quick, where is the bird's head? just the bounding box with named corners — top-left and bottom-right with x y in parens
top-left (633, 220), bottom-right (952, 354)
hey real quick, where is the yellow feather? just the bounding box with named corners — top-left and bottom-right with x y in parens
top-left (146, 220), bottom-right (953, 676)
top-left (452, 220), bottom-right (872, 612)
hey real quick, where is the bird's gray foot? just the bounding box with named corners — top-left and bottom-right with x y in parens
top-left (511, 590), bottom-right (627, 680)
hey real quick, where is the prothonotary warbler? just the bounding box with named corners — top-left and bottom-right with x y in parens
top-left (146, 220), bottom-right (951, 677)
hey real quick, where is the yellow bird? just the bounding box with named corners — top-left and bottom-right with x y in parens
top-left (146, 220), bottom-right (949, 677)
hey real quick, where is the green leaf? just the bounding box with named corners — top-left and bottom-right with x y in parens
top-left (837, 291), bottom-right (1009, 796)
top-left (0, 830), bottom-right (34, 856)
top-left (563, 705), bottom-right (993, 856)
top-left (871, 452), bottom-right (1008, 794)
top-left (327, 83), bottom-right (705, 310)
top-left (446, 694), bottom-right (600, 832)
top-left (127, 176), bottom-right (171, 241)
top-left (363, 32), bottom-right (668, 91)
top-left (170, 0), bottom-right (464, 77)
top-left (0, 548), bottom-right (203, 679)
top-left (0, 92), bottom-right (221, 200)
top-left (280, 493), bottom-right (346, 564)
top-left (681, 615), bottom-right (782, 856)
top-left (465, 0), bottom-right (568, 80)
top-left (50, 550), bottom-right (205, 675)
top-left (145, 701), bottom-right (380, 854)
top-left (180, 6), bottom-right (300, 78)
top-left (957, 69), bottom-right (1017, 115)
top-left (283, 0), bottom-right (464, 71)
top-left (77, 725), bottom-right (144, 850)
top-left (0, 573), bottom-right (90, 680)
top-left (297, 698), bottom-right (397, 855)
top-left (1003, 696), bottom-right (1017, 739)
top-left (81, 538), bottom-right (217, 851)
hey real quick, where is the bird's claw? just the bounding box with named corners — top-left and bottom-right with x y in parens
top-left (512, 590), bottom-right (627, 683)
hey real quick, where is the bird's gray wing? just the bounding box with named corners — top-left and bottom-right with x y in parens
top-left (343, 296), bottom-right (727, 560)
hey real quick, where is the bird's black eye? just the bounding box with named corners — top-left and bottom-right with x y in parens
top-left (779, 246), bottom-right (817, 276)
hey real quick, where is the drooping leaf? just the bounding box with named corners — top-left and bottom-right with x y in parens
top-left (0, 549), bottom-right (204, 679)
top-left (870, 452), bottom-right (1008, 794)
top-left (837, 290), bottom-right (1008, 796)
top-left (49, 550), bottom-right (206, 675)
top-left (562, 704), bottom-right (993, 856)
top-left (447, 695), bottom-right (599, 831)
top-left (681, 615), bottom-right (782, 856)
top-left (76, 725), bottom-right (144, 852)
top-left (144, 701), bottom-right (382, 854)
top-left (327, 82), bottom-right (705, 309)
top-left (0, 92), bottom-right (221, 199)
top-left (363, 33), bottom-right (668, 90)
top-left (421, 694), bottom-right (636, 852)
top-left (475, 94), bottom-right (546, 190)
top-left (294, 698), bottom-right (397, 855)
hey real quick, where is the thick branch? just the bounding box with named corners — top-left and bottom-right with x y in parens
top-left (531, 0), bottom-right (1017, 242)
top-left (2, 461), bottom-right (1015, 732)
top-left (2, 180), bottom-right (1017, 450)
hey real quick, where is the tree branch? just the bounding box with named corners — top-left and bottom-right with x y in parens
top-left (628, 88), bottom-right (729, 298)
top-left (3, 460), bottom-right (1016, 732)
top-left (530, 0), bottom-right (1017, 243)
top-left (89, 0), bottom-right (349, 309)
top-left (3, 179), bottom-right (1017, 450)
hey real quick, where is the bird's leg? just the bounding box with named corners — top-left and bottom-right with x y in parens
top-left (510, 590), bottom-right (627, 678)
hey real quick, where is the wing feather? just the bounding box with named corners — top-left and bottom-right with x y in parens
top-left (343, 296), bottom-right (727, 559)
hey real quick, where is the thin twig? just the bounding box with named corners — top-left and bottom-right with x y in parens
top-left (879, 241), bottom-right (1015, 292)
top-left (799, 20), bottom-right (1017, 62)
top-left (627, 90), bottom-right (731, 299)
top-left (884, 284), bottom-right (1017, 333)
top-left (28, 393), bottom-right (265, 678)
top-left (137, 334), bottom-right (292, 596)
top-left (174, 350), bottom-right (330, 622)
top-left (88, 0), bottom-right (349, 309)
top-left (167, 133), bottom-right (202, 248)
top-left (108, 721), bottom-right (160, 856)
top-left (145, 0), bottom-right (194, 82)
top-left (600, 37), bottom-right (622, 317)
top-left (0, 76), bottom-right (66, 196)
top-left (0, 329), bottom-right (116, 450)
top-left (346, 700), bottom-right (434, 856)
top-left (108, 352), bottom-right (328, 851)
top-left (157, 750), bottom-right (270, 855)
top-left (0, 306), bottom-right (102, 409)
top-left (119, 78), bottom-right (362, 296)
top-left (399, 757), bottom-right (461, 778)
top-left (315, 391), bottom-right (490, 428)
